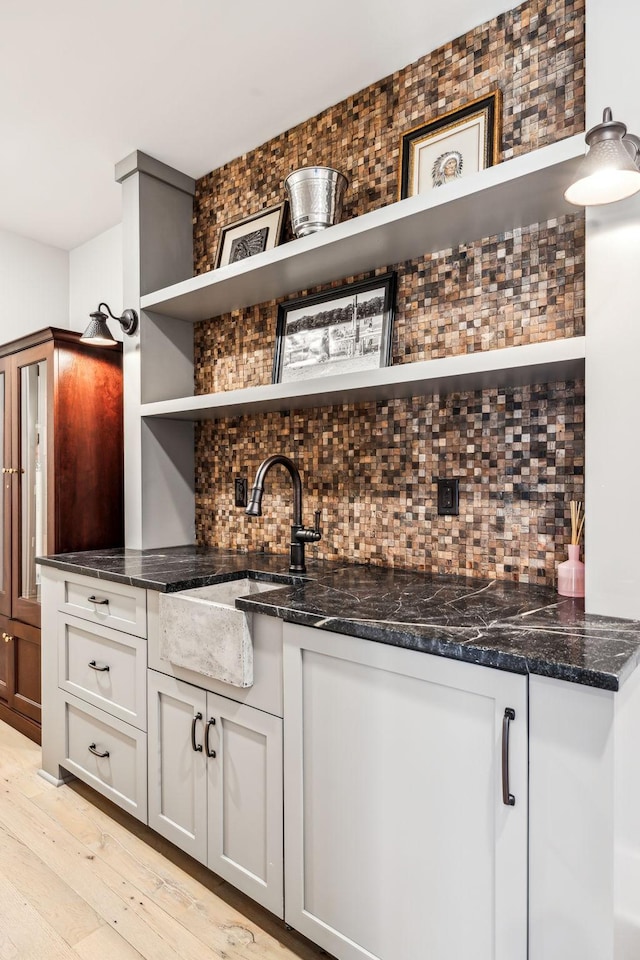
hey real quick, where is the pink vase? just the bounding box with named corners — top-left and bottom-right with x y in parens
top-left (557, 543), bottom-right (585, 598)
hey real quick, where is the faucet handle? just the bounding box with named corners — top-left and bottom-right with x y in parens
top-left (295, 509), bottom-right (322, 544)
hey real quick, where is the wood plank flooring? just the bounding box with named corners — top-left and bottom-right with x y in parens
top-left (0, 720), bottom-right (328, 960)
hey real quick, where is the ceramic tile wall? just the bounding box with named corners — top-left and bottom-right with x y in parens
top-left (192, 0), bottom-right (586, 584)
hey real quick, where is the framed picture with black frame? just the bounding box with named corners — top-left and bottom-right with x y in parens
top-left (214, 201), bottom-right (287, 269)
top-left (399, 91), bottom-right (502, 199)
top-left (273, 273), bottom-right (397, 385)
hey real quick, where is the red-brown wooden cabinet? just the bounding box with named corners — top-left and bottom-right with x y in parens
top-left (0, 328), bottom-right (123, 743)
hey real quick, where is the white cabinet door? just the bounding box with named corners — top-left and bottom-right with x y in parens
top-left (148, 670), bottom-right (284, 917)
top-left (206, 691), bottom-right (283, 917)
top-left (283, 623), bottom-right (528, 960)
top-left (147, 671), bottom-right (208, 864)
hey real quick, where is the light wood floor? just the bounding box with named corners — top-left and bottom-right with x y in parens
top-left (0, 720), bottom-right (328, 960)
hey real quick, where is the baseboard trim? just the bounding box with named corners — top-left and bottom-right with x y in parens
top-left (37, 768), bottom-right (74, 788)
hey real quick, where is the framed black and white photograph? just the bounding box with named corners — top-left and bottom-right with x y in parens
top-left (273, 273), bottom-right (396, 384)
top-left (214, 201), bottom-right (287, 269)
top-left (399, 91), bottom-right (501, 199)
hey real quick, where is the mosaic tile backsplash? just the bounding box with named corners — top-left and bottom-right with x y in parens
top-left (195, 214), bottom-right (584, 395)
top-left (192, 0), bottom-right (586, 584)
top-left (195, 382), bottom-right (584, 585)
top-left (193, 0), bottom-right (585, 273)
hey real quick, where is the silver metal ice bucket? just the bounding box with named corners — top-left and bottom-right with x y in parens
top-left (284, 166), bottom-right (348, 238)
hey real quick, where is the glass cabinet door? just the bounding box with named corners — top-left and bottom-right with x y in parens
top-left (20, 360), bottom-right (47, 603)
top-left (12, 348), bottom-right (49, 628)
top-left (0, 358), bottom-right (11, 620)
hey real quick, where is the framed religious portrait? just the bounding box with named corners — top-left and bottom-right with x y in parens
top-left (214, 201), bottom-right (287, 269)
top-left (273, 273), bottom-right (396, 385)
top-left (399, 91), bottom-right (502, 199)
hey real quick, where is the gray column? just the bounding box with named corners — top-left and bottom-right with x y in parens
top-left (116, 151), bottom-right (197, 549)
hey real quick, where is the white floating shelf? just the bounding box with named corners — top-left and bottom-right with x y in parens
top-left (140, 337), bottom-right (585, 421)
top-left (140, 136), bottom-right (585, 324)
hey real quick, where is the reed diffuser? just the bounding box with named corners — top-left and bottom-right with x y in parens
top-left (558, 499), bottom-right (585, 598)
top-left (570, 500), bottom-right (585, 547)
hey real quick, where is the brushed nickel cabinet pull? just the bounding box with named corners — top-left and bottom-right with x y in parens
top-left (88, 660), bottom-right (110, 672)
top-left (88, 742), bottom-right (110, 759)
top-left (502, 707), bottom-right (516, 806)
top-left (191, 712), bottom-right (203, 752)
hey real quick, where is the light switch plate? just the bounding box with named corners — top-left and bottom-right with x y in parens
top-left (234, 477), bottom-right (248, 508)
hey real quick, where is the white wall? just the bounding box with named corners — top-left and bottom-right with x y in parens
top-left (586, 0), bottom-right (640, 950)
top-left (68, 223), bottom-right (123, 334)
top-left (0, 222), bottom-right (121, 347)
top-left (0, 228), bottom-right (68, 342)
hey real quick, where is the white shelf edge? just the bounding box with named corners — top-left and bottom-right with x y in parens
top-left (140, 337), bottom-right (586, 421)
top-left (140, 135), bottom-right (586, 323)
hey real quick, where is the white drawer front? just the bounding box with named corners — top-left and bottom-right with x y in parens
top-left (60, 571), bottom-right (147, 638)
top-left (58, 616), bottom-right (147, 730)
top-left (63, 695), bottom-right (147, 822)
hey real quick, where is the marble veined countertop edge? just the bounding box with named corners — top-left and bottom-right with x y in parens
top-left (36, 546), bottom-right (640, 691)
top-left (235, 591), bottom-right (629, 691)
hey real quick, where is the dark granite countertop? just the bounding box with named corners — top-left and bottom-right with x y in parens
top-left (37, 545), bottom-right (311, 592)
top-left (37, 546), bottom-right (640, 692)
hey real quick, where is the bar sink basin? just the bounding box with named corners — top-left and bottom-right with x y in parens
top-left (158, 578), bottom-right (280, 687)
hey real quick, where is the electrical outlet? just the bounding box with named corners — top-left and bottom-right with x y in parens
top-left (437, 478), bottom-right (459, 516)
top-left (234, 477), bottom-right (248, 508)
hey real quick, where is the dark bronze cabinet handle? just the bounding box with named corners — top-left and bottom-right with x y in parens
top-left (88, 742), bottom-right (110, 759)
top-left (191, 712), bottom-right (203, 752)
top-left (88, 595), bottom-right (109, 606)
top-left (88, 660), bottom-right (110, 672)
top-left (502, 707), bottom-right (516, 806)
top-left (205, 717), bottom-right (217, 758)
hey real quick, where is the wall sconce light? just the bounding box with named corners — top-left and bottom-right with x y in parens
top-left (564, 108), bottom-right (640, 206)
top-left (81, 302), bottom-right (138, 345)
